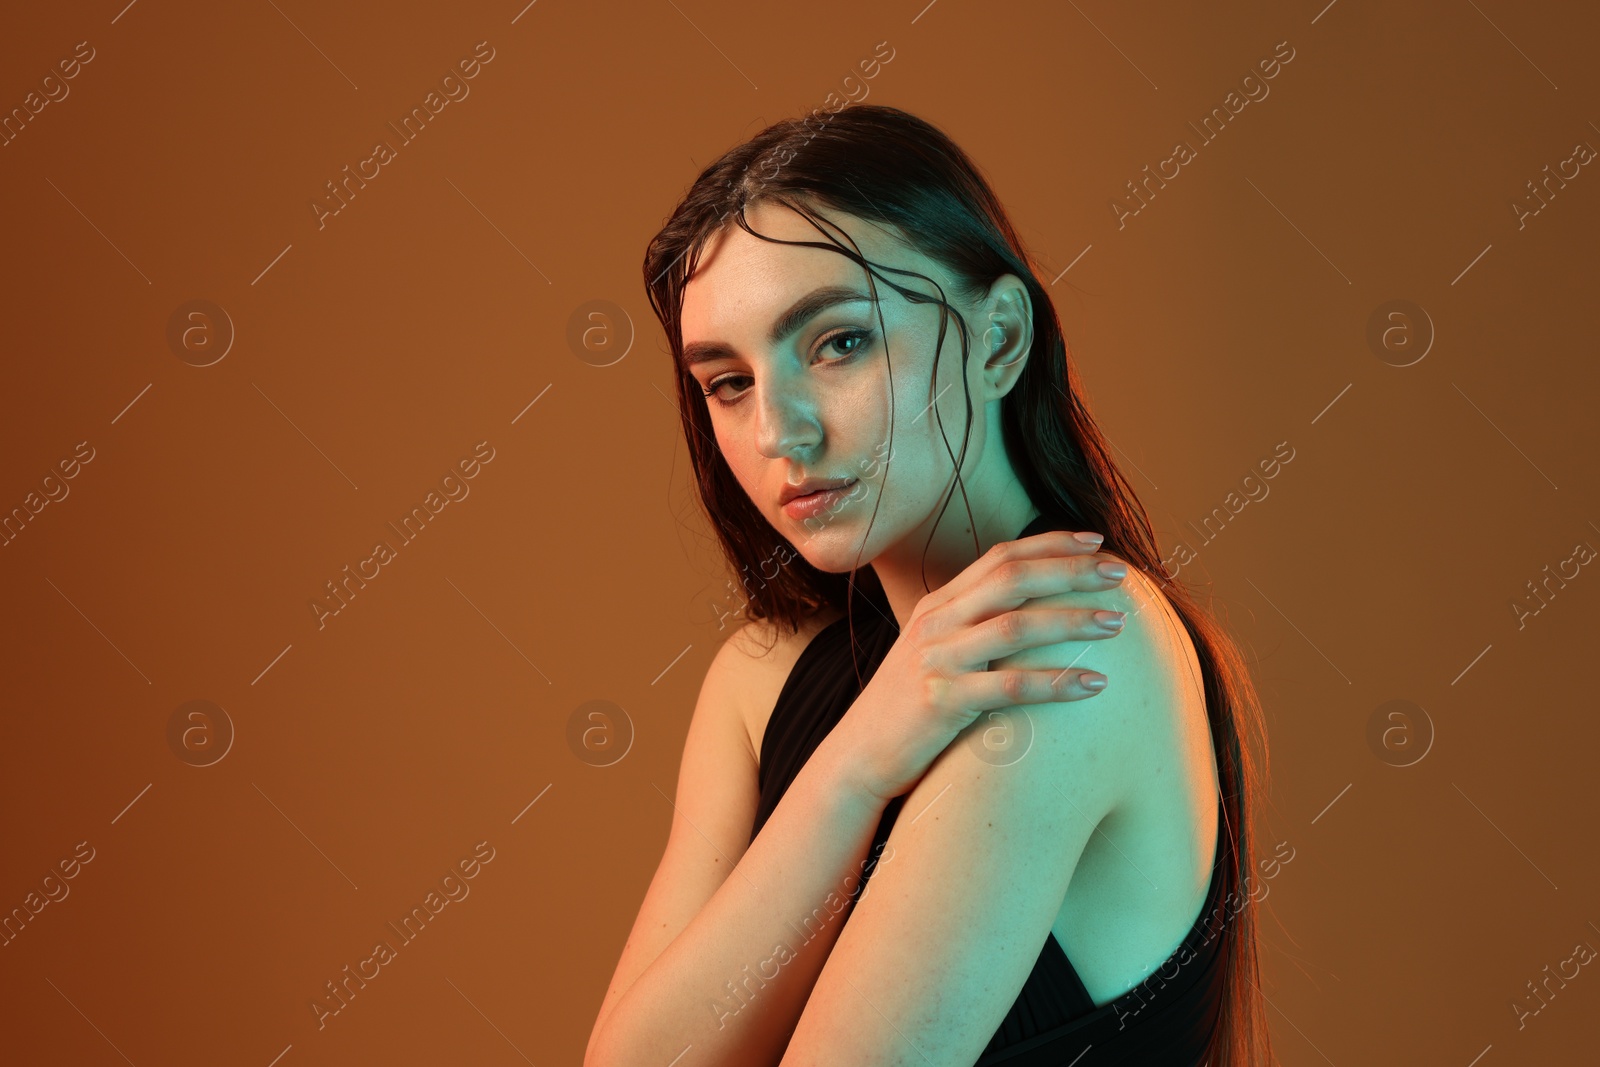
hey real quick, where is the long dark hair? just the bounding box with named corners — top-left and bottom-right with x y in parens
top-left (642, 103), bottom-right (1274, 1066)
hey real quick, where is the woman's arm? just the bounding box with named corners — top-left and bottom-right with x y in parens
top-left (585, 686), bottom-right (890, 1067)
top-left (778, 570), bottom-right (1179, 1065)
top-left (588, 535), bottom-right (1128, 1064)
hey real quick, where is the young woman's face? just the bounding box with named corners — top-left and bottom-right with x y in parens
top-left (678, 200), bottom-right (1008, 572)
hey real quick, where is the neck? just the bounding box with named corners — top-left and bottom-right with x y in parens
top-left (869, 481), bottom-right (1041, 631)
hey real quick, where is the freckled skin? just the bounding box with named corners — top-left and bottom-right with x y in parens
top-left (679, 199), bottom-right (1042, 628)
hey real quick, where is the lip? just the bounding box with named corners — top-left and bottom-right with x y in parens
top-left (779, 477), bottom-right (857, 506)
top-left (780, 478), bottom-right (859, 520)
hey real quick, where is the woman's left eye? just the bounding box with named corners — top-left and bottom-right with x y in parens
top-left (819, 328), bottom-right (871, 359)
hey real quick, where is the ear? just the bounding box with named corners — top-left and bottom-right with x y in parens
top-left (976, 275), bottom-right (1034, 401)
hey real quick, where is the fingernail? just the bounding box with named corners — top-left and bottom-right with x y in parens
top-left (1073, 531), bottom-right (1105, 545)
top-left (1095, 610), bottom-right (1125, 630)
top-left (1081, 673), bottom-right (1108, 690)
top-left (1097, 561), bottom-right (1128, 579)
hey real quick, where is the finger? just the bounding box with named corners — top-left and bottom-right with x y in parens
top-left (1005, 529), bottom-right (1109, 557)
top-left (918, 531), bottom-right (1116, 623)
top-left (954, 666), bottom-right (1110, 715)
top-left (954, 605), bottom-right (1127, 668)
top-left (946, 551), bottom-right (1129, 638)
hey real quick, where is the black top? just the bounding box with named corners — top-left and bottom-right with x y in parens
top-left (749, 510), bottom-right (1232, 1066)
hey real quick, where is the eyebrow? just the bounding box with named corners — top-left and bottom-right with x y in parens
top-left (681, 285), bottom-right (875, 368)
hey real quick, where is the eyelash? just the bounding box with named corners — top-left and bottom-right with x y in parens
top-left (700, 328), bottom-right (874, 407)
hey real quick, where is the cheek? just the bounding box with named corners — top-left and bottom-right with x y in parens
top-left (882, 336), bottom-right (973, 468)
top-left (710, 419), bottom-right (757, 487)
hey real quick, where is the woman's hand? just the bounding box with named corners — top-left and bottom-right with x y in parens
top-left (837, 530), bottom-right (1130, 804)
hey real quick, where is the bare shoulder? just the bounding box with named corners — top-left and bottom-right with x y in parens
top-left (720, 604), bottom-right (848, 766)
top-left (1101, 550), bottom-right (1196, 657)
top-left (990, 548), bottom-right (1211, 800)
top-left (1040, 547), bottom-right (1197, 671)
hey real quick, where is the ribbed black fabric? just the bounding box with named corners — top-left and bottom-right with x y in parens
top-left (749, 510), bottom-right (1232, 1065)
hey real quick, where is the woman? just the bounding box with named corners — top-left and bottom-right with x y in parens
top-left (586, 105), bottom-right (1273, 1066)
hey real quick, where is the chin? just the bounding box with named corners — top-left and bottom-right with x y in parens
top-left (784, 523), bottom-right (886, 574)
top-left (782, 533), bottom-right (858, 572)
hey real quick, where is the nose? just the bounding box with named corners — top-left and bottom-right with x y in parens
top-left (753, 370), bottom-right (822, 462)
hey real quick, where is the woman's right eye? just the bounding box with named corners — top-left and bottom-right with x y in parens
top-left (701, 375), bottom-right (750, 405)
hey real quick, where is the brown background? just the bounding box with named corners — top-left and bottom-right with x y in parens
top-left (1, 0), bottom-right (1596, 1063)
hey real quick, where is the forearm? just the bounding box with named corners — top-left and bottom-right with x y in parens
top-left (587, 728), bottom-right (890, 1067)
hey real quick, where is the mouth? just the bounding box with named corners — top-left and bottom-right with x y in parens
top-left (780, 478), bottom-right (860, 520)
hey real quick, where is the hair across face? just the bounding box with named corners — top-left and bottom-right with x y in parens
top-left (678, 198), bottom-right (1008, 575)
